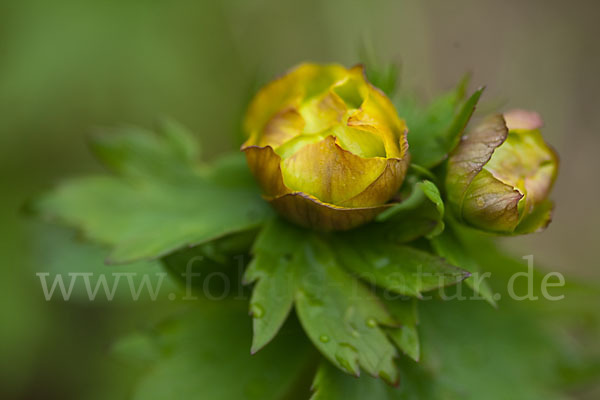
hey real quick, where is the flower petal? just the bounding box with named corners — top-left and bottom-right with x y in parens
top-left (446, 114), bottom-right (508, 218)
top-left (269, 192), bottom-right (391, 231)
top-left (258, 108), bottom-right (305, 148)
top-left (241, 145), bottom-right (289, 198)
top-left (298, 90), bottom-right (347, 134)
top-left (338, 156), bottom-right (409, 208)
top-left (504, 109), bottom-right (543, 131)
top-left (346, 81), bottom-right (408, 158)
top-left (515, 200), bottom-right (554, 234)
top-left (280, 136), bottom-right (393, 206)
top-left (244, 63), bottom-right (347, 139)
top-left (484, 127), bottom-right (558, 217)
top-left (462, 169), bottom-right (523, 233)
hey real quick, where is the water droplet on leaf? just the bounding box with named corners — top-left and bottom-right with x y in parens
top-left (250, 303), bottom-right (264, 318)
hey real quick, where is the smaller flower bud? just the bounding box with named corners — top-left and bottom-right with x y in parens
top-left (241, 63), bottom-right (410, 231)
top-left (445, 110), bottom-right (558, 234)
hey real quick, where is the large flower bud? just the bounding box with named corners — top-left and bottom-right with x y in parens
top-left (242, 63), bottom-right (409, 231)
top-left (446, 110), bottom-right (558, 234)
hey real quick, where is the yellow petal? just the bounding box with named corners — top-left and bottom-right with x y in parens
top-left (259, 108), bottom-right (305, 148)
top-left (241, 145), bottom-right (289, 198)
top-left (298, 90), bottom-right (347, 134)
top-left (346, 75), bottom-right (408, 158)
top-left (244, 63), bottom-right (347, 138)
top-left (280, 136), bottom-right (390, 206)
top-left (339, 156), bottom-right (409, 208)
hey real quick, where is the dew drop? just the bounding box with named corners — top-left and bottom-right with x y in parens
top-left (366, 318), bottom-right (377, 328)
top-left (319, 335), bottom-right (330, 343)
top-left (250, 303), bottom-right (264, 318)
top-left (373, 257), bottom-right (390, 269)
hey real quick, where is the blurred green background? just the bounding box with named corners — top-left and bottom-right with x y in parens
top-left (1, 0), bottom-right (598, 399)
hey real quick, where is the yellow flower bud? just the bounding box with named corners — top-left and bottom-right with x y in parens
top-left (446, 110), bottom-right (559, 234)
top-left (242, 63), bottom-right (409, 230)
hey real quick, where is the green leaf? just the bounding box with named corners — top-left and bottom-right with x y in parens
top-left (245, 218), bottom-right (400, 384)
top-left (310, 361), bottom-right (400, 400)
top-left (34, 123), bottom-right (272, 264)
top-left (359, 41), bottom-right (399, 97)
top-left (161, 230), bottom-right (255, 299)
top-left (244, 219), bottom-right (300, 354)
top-left (376, 180), bottom-right (445, 239)
top-left (332, 232), bottom-right (469, 298)
top-left (119, 302), bottom-right (315, 400)
top-left (396, 77), bottom-right (483, 168)
top-left (429, 225), bottom-right (496, 306)
top-left (89, 118), bottom-right (200, 182)
top-left (384, 298), bottom-right (420, 362)
top-left (408, 297), bottom-right (568, 399)
top-left (310, 285), bottom-right (599, 400)
top-left (30, 222), bottom-right (176, 303)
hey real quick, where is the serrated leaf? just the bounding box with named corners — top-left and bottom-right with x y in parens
top-left (359, 41), bottom-right (399, 97)
top-left (396, 78), bottom-right (483, 168)
top-left (384, 298), bottom-right (420, 362)
top-left (30, 222), bottom-right (176, 303)
top-left (161, 230), bottom-right (255, 297)
top-left (332, 232), bottom-right (469, 298)
top-left (89, 120), bottom-right (199, 182)
top-left (295, 238), bottom-right (399, 383)
top-left (245, 218), bottom-right (400, 383)
top-left (244, 219), bottom-right (299, 354)
top-left (34, 124), bottom-right (272, 264)
top-left (409, 297), bottom-right (567, 400)
top-left (120, 302), bottom-right (314, 400)
top-left (430, 225), bottom-right (496, 306)
top-left (310, 361), bottom-right (401, 400)
top-left (376, 179), bottom-right (445, 239)
top-left (310, 285), bottom-right (598, 400)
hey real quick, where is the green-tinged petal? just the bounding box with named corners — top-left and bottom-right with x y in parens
top-left (331, 124), bottom-right (386, 158)
top-left (241, 145), bottom-right (289, 198)
top-left (299, 90), bottom-right (347, 134)
top-left (338, 157), bottom-right (408, 208)
top-left (346, 83), bottom-right (408, 159)
top-left (280, 135), bottom-right (389, 205)
top-left (484, 126), bottom-right (558, 218)
top-left (243, 63), bottom-right (409, 230)
top-left (462, 169), bottom-right (523, 233)
top-left (514, 199), bottom-right (554, 234)
top-left (447, 111), bottom-right (558, 234)
top-left (258, 107), bottom-right (304, 148)
top-left (446, 114), bottom-right (508, 218)
top-left (269, 192), bottom-right (391, 231)
top-left (244, 63), bottom-right (347, 137)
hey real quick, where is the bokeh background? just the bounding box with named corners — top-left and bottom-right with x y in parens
top-left (2, 0), bottom-right (599, 398)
